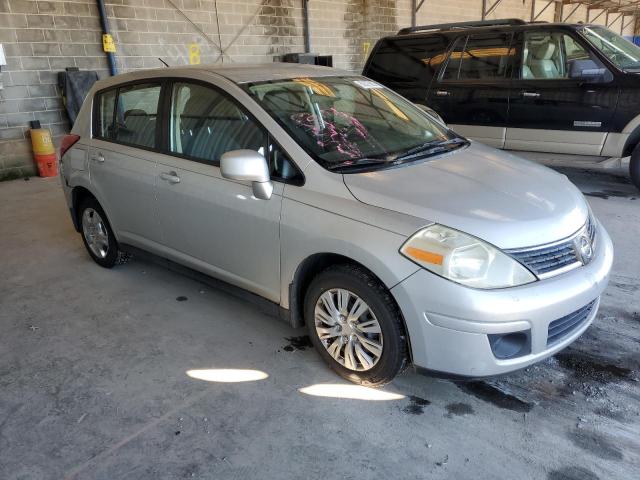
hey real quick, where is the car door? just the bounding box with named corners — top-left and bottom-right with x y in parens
top-left (154, 80), bottom-right (283, 302)
top-left (427, 31), bottom-right (513, 148)
top-left (506, 29), bottom-right (618, 155)
top-left (89, 82), bottom-right (163, 248)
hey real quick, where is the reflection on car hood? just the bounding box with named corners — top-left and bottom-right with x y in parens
top-left (343, 142), bottom-right (588, 249)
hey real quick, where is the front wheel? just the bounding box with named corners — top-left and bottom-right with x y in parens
top-left (304, 264), bottom-right (408, 386)
top-left (630, 144), bottom-right (640, 191)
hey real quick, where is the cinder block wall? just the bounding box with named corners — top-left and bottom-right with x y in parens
top-left (0, 0), bottom-right (636, 179)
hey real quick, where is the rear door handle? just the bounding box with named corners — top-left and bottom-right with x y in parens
top-left (91, 153), bottom-right (105, 163)
top-left (435, 90), bottom-right (450, 97)
top-left (521, 91), bottom-right (541, 98)
top-left (160, 171), bottom-right (181, 184)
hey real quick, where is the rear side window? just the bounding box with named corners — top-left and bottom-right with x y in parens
top-left (365, 36), bottom-right (449, 85)
top-left (169, 82), bottom-right (266, 163)
top-left (114, 83), bottom-right (161, 148)
top-left (442, 33), bottom-right (514, 81)
top-left (94, 82), bottom-right (161, 149)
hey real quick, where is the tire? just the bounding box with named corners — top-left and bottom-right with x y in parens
top-left (304, 264), bottom-right (408, 387)
top-left (630, 144), bottom-right (640, 191)
top-left (78, 197), bottom-right (129, 268)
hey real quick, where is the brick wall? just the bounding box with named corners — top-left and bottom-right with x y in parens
top-left (0, 0), bottom-right (638, 179)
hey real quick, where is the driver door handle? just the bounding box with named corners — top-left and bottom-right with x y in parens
top-left (91, 153), bottom-right (105, 163)
top-left (435, 90), bottom-right (450, 97)
top-left (521, 91), bottom-right (541, 98)
top-left (160, 171), bottom-right (181, 184)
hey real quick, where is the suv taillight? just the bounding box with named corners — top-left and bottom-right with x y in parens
top-left (60, 134), bottom-right (81, 158)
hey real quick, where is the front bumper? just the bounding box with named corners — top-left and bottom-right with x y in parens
top-left (391, 220), bottom-right (613, 377)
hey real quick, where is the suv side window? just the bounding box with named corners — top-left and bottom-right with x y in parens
top-left (520, 31), bottom-right (599, 80)
top-left (366, 36), bottom-right (450, 85)
top-left (442, 33), bottom-right (513, 81)
top-left (114, 83), bottom-right (161, 148)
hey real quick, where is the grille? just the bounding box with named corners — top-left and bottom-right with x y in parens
top-left (506, 216), bottom-right (596, 278)
top-left (508, 241), bottom-right (579, 276)
top-left (547, 299), bottom-right (597, 346)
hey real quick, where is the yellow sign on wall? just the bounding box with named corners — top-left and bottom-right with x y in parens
top-left (102, 34), bottom-right (116, 53)
top-left (189, 44), bottom-right (201, 65)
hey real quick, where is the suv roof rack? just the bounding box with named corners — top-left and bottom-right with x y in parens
top-left (397, 18), bottom-right (526, 35)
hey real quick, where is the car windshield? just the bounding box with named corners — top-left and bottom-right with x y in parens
top-left (580, 26), bottom-right (640, 71)
top-left (245, 76), bottom-right (465, 173)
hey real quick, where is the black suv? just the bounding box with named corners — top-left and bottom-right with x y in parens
top-left (363, 19), bottom-right (640, 189)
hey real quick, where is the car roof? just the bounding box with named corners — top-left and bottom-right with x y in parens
top-left (92, 63), bottom-right (354, 90)
top-left (390, 21), bottom-right (588, 41)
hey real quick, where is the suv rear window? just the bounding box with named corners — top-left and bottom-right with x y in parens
top-left (442, 33), bottom-right (514, 81)
top-left (365, 36), bottom-right (449, 85)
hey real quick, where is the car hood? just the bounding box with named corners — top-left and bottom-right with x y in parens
top-left (343, 142), bottom-right (588, 249)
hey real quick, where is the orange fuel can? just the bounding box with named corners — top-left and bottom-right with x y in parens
top-left (30, 120), bottom-right (58, 177)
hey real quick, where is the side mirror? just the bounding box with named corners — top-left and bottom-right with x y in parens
top-left (220, 149), bottom-right (273, 200)
top-left (569, 59), bottom-right (609, 82)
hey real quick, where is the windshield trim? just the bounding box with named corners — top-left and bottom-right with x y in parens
top-left (242, 76), bottom-right (465, 174)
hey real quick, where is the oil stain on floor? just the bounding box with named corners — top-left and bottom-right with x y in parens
top-left (456, 382), bottom-right (533, 413)
top-left (402, 395), bottom-right (431, 415)
top-left (445, 402), bottom-right (475, 417)
top-left (566, 428), bottom-right (623, 461)
top-left (555, 351), bottom-right (633, 384)
top-left (547, 465), bottom-right (601, 480)
top-left (282, 335), bottom-right (313, 352)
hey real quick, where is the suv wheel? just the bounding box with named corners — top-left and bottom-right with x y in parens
top-left (79, 198), bottom-right (128, 268)
top-left (304, 264), bottom-right (408, 386)
top-left (631, 144), bottom-right (640, 190)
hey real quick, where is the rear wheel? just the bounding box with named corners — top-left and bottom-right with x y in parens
top-left (304, 264), bottom-right (408, 387)
top-left (631, 144), bottom-right (640, 190)
top-left (78, 198), bottom-right (128, 268)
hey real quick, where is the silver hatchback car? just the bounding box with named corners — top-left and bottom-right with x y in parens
top-left (60, 64), bottom-right (613, 386)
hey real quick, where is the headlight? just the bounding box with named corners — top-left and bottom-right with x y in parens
top-left (400, 224), bottom-right (536, 289)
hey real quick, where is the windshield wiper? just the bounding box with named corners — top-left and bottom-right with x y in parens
top-left (393, 137), bottom-right (468, 162)
top-left (327, 158), bottom-right (390, 173)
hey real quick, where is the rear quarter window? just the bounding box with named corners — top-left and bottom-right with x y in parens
top-left (95, 89), bottom-right (116, 139)
top-left (365, 36), bottom-right (450, 87)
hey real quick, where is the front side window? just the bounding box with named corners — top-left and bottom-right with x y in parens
top-left (114, 83), bottom-right (161, 148)
top-left (246, 76), bottom-right (464, 172)
top-left (580, 25), bottom-right (640, 71)
top-left (442, 33), bottom-right (514, 81)
top-left (169, 82), bottom-right (265, 163)
top-left (520, 31), bottom-right (602, 80)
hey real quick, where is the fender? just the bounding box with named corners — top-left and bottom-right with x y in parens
top-left (603, 112), bottom-right (640, 158)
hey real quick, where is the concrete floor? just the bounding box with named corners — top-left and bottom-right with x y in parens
top-left (1, 169), bottom-right (639, 480)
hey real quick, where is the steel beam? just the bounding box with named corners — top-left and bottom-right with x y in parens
top-left (483, 0), bottom-right (505, 18)
top-left (589, 8), bottom-right (607, 22)
top-left (562, 2), bottom-right (582, 21)
top-left (608, 11), bottom-right (624, 26)
top-left (533, 0), bottom-right (555, 20)
top-left (411, 0), bottom-right (427, 27)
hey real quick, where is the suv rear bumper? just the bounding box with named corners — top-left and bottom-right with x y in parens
top-left (391, 221), bottom-right (613, 377)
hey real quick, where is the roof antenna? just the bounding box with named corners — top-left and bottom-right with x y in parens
top-left (158, 58), bottom-right (169, 68)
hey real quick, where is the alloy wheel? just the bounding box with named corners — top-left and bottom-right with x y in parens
top-left (314, 288), bottom-right (383, 371)
top-left (82, 208), bottom-right (109, 259)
